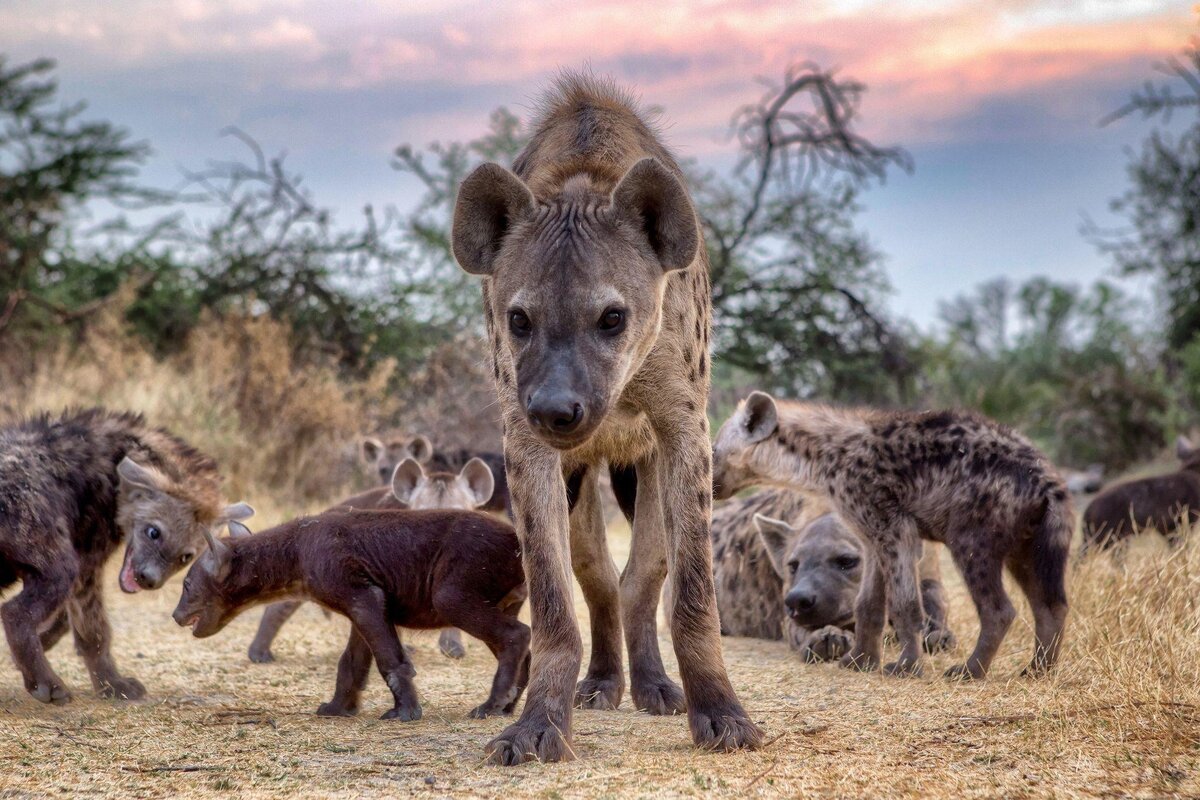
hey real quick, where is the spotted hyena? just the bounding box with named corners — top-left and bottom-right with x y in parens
top-left (0, 408), bottom-right (251, 704)
top-left (359, 433), bottom-right (432, 485)
top-left (451, 73), bottom-right (760, 763)
top-left (247, 457), bottom-right (496, 664)
top-left (713, 393), bottom-right (1072, 680)
top-left (705, 490), bottom-right (954, 662)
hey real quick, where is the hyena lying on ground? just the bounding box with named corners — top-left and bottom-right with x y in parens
top-left (1081, 436), bottom-right (1200, 556)
top-left (713, 393), bottom-right (1072, 680)
top-left (704, 489), bottom-right (955, 662)
top-left (174, 507), bottom-right (529, 721)
top-left (247, 457), bottom-right (495, 663)
top-left (452, 72), bottom-right (760, 762)
top-left (0, 408), bottom-right (251, 703)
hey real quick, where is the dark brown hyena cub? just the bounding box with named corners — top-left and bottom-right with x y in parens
top-left (174, 508), bottom-right (529, 720)
top-left (713, 393), bottom-right (1072, 680)
top-left (0, 408), bottom-right (251, 704)
top-left (246, 457), bottom-right (496, 664)
top-left (1082, 436), bottom-right (1200, 556)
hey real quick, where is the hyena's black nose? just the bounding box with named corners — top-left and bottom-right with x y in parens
top-left (526, 390), bottom-right (585, 435)
top-left (786, 590), bottom-right (816, 613)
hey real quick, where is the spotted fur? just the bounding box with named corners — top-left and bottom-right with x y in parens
top-left (713, 394), bottom-right (1072, 680)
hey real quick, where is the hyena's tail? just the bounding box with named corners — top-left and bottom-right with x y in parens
top-left (1033, 495), bottom-right (1073, 609)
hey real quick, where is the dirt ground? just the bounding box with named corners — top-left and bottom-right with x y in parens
top-left (0, 521), bottom-right (1196, 799)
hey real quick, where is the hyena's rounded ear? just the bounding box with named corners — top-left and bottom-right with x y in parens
top-left (409, 435), bottom-right (433, 464)
top-left (390, 458), bottom-right (426, 506)
top-left (1176, 435), bottom-right (1195, 462)
top-left (611, 157), bottom-right (698, 273)
top-left (227, 521), bottom-right (253, 538)
top-left (452, 162), bottom-right (535, 276)
top-left (360, 437), bottom-right (384, 464)
top-left (753, 513), bottom-right (794, 580)
top-left (200, 524), bottom-right (230, 566)
top-left (117, 456), bottom-right (168, 496)
top-left (221, 502), bottom-right (255, 523)
top-left (742, 391), bottom-right (779, 443)
top-left (458, 457), bottom-right (495, 508)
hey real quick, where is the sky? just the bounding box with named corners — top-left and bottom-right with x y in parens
top-left (1, 0), bottom-right (1196, 326)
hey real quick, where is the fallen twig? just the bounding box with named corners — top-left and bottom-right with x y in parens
top-left (746, 757), bottom-right (778, 790)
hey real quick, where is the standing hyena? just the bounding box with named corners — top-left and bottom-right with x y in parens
top-left (247, 457), bottom-right (495, 663)
top-left (713, 393), bottom-right (1072, 680)
top-left (705, 490), bottom-right (954, 662)
top-left (0, 408), bottom-right (251, 703)
top-left (451, 73), bottom-right (761, 763)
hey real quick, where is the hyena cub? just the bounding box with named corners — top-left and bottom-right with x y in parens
top-left (713, 393), bottom-right (1071, 680)
top-left (0, 408), bottom-right (251, 704)
top-left (360, 433), bottom-right (432, 485)
top-left (247, 458), bottom-right (495, 663)
top-left (706, 489), bottom-right (953, 662)
top-left (174, 508), bottom-right (529, 721)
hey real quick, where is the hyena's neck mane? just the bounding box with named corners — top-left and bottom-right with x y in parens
top-left (760, 402), bottom-right (877, 491)
top-left (225, 529), bottom-right (305, 606)
top-left (513, 71), bottom-right (680, 199)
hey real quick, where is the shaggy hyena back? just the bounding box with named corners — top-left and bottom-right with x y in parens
top-left (1081, 436), bottom-right (1200, 553)
top-left (0, 408), bottom-right (249, 704)
top-left (713, 393), bottom-right (1071, 680)
top-left (452, 72), bottom-right (759, 763)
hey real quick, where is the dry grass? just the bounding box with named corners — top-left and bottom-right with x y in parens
top-left (0, 321), bottom-right (1198, 798)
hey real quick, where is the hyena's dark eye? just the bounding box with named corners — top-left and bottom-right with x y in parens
top-left (597, 307), bottom-right (626, 334)
top-left (834, 555), bottom-right (860, 571)
top-left (508, 310), bottom-right (532, 337)
top-left (787, 560), bottom-right (799, 575)
top-left (145, 525), bottom-right (161, 541)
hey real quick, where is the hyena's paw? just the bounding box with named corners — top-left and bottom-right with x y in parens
top-left (574, 675), bottom-right (622, 711)
top-left (485, 715), bottom-right (574, 765)
top-left (469, 701), bottom-right (513, 719)
top-left (380, 699), bottom-right (423, 722)
top-left (316, 701), bottom-right (359, 717)
top-left (28, 673), bottom-right (71, 705)
top-left (839, 648), bottom-right (880, 672)
top-left (247, 645), bottom-right (275, 664)
top-left (631, 675), bottom-right (686, 716)
top-left (688, 700), bottom-right (763, 753)
top-left (97, 674), bottom-right (145, 701)
top-left (922, 624), bottom-right (957, 654)
top-left (438, 629), bottom-right (466, 660)
top-left (943, 662), bottom-right (987, 682)
top-left (883, 657), bottom-right (925, 678)
top-left (802, 626), bottom-right (854, 663)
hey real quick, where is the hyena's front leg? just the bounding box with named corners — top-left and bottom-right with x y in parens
top-left (486, 441), bottom-right (581, 766)
top-left (569, 467), bottom-right (624, 711)
top-left (67, 568), bottom-right (145, 700)
top-left (655, 420), bottom-right (762, 752)
top-left (621, 454), bottom-right (686, 715)
top-left (881, 524), bottom-right (926, 677)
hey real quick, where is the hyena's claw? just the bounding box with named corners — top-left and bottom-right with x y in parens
top-left (922, 626), bottom-right (957, 654)
top-left (98, 674), bottom-right (145, 700)
top-left (574, 675), bottom-right (623, 710)
top-left (839, 650), bottom-right (879, 672)
top-left (380, 701), bottom-right (422, 722)
top-left (688, 702), bottom-right (763, 752)
top-left (247, 646), bottom-right (275, 664)
top-left (883, 659), bottom-right (925, 678)
top-left (485, 716), bottom-right (574, 765)
top-left (469, 702), bottom-right (512, 719)
top-left (631, 676), bottom-right (686, 715)
top-left (943, 663), bottom-right (986, 681)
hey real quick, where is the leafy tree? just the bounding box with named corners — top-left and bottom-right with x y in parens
top-left (0, 57), bottom-right (165, 341)
top-left (1090, 41), bottom-right (1200, 353)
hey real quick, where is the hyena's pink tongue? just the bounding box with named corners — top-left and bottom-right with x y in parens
top-left (118, 557), bottom-right (141, 593)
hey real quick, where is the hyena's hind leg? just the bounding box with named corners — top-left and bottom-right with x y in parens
top-left (1, 548), bottom-right (77, 704)
top-left (841, 549), bottom-right (885, 671)
top-left (1007, 539), bottom-right (1069, 676)
top-left (438, 628), bottom-right (466, 659)
top-left (880, 522), bottom-right (927, 677)
top-left (944, 533), bottom-right (1015, 681)
top-left (38, 610), bottom-right (70, 651)
top-left (568, 467), bottom-right (624, 711)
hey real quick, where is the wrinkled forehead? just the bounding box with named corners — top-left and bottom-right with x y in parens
top-left (791, 516), bottom-right (859, 559)
top-left (494, 203), bottom-right (649, 310)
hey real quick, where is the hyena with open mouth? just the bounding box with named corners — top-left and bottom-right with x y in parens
top-left (0, 408), bottom-right (251, 703)
top-left (713, 394), bottom-right (1071, 680)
